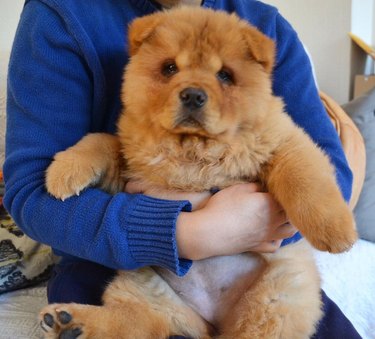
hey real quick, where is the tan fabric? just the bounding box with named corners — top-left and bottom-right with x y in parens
top-left (320, 92), bottom-right (366, 210)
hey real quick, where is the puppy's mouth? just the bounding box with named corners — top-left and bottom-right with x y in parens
top-left (171, 87), bottom-right (208, 133)
top-left (175, 110), bottom-right (205, 129)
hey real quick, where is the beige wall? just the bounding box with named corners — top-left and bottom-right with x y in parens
top-left (264, 0), bottom-right (375, 104)
top-left (264, 0), bottom-right (354, 104)
top-left (2, 1), bottom-right (374, 103)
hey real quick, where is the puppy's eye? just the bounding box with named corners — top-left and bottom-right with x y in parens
top-left (161, 61), bottom-right (179, 77)
top-left (217, 68), bottom-right (234, 85)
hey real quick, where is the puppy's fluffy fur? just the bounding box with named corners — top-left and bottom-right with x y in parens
top-left (41, 8), bottom-right (357, 338)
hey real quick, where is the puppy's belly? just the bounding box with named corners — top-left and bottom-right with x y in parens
top-left (154, 253), bottom-right (265, 326)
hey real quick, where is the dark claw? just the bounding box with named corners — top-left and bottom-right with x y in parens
top-left (59, 327), bottom-right (83, 339)
top-left (43, 313), bottom-right (55, 328)
top-left (58, 310), bottom-right (73, 324)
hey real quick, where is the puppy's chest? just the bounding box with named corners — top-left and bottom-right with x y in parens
top-left (126, 137), bottom-right (273, 190)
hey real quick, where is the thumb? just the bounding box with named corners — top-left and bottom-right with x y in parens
top-left (246, 182), bottom-right (264, 193)
top-left (124, 180), bottom-right (146, 194)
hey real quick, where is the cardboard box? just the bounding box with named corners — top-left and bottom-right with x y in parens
top-left (354, 75), bottom-right (375, 99)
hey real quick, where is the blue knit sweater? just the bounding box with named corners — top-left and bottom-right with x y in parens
top-left (4, 0), bottom-right (352, 276)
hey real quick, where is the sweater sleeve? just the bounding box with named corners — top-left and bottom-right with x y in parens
top-left (271, 13), bottom-right (353, 202)
top-left (3, 0), bottom-right (192, 276)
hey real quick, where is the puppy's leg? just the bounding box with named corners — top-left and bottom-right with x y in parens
top-left (261, 122), bottom-right (357, 253)
top-left (40, 303), bottom-right (142, 339)
top-left (40, 302), bottom-right (172, 339)
top-left (40, 268), bottom-right (212, 339)
top-left (46, 133), bottom-right (124, 200)
top-left (218, 242), bottom-right (322, 339)
top-left (104, 268), bottom-right (213, 338)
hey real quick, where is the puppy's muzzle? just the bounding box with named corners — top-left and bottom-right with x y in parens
top-left (178, 87), bottom-right (207, 127)
top-left (179, 88), bottom-right (207, 110)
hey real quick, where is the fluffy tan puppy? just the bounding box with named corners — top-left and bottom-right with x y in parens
top-left (40, 7), bottom-right (357, 339)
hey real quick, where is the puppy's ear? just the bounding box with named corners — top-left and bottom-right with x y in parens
top-left (240, 23), bottom-right (275, 74)
top-left (128, 13), bottom-right (162, 56)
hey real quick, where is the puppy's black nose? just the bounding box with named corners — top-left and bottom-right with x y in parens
top-left (179, 88), bottom-right (207, 110)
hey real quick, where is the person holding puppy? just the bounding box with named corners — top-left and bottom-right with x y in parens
top-left (4, 0), bottom-right (360, 338)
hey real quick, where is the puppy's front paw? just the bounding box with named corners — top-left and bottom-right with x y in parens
top-left (303, 203), bottom-right (357, 253)
top-left (46, 150), bottom-right (101, 201)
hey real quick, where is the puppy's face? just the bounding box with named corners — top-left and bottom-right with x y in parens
top-left (122, 8), bottom-right (275, 139)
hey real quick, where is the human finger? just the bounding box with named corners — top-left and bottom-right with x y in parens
top-left (251, 239), bottom-right (283, 253)
top-left (124, 180), bottom-right (147, 194)
top-left (126, 182), bottom-right (211, 210)
top-left (235, 182), bottom-right (264, 193)
top-left (272, 222), bottom-right (298, 240)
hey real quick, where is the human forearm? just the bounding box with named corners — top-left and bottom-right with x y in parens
top-left (4, 167), bottom-right (193, 275)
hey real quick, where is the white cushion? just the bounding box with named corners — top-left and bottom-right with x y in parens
top-left (0, 51), bottom-right (9, 168)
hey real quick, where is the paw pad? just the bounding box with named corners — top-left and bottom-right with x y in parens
top-left (58, 310), bottom-right (73, 324)
top-left (43, 313), bottom-right (55, 328)
top-left (60, 327), bottom-right (83, 339)
top-left (40, 309), bottom-right (83, 338)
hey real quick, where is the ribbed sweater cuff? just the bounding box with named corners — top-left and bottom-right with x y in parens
top-left (125, 194), bottom-right (193, 277)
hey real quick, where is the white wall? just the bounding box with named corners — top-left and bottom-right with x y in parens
top-left (351, 0), bottom-right (375, 75)
top-left (0, 1), bottom-right (23, 167)
top-left (352, 0), bottom-right (374, 44)
top-left (0, 0), bottom-right (24, 53)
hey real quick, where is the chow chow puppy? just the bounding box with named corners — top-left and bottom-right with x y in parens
top-left (40, 7), bottom-right (357, 339)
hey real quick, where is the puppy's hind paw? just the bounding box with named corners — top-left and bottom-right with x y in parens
top-left (40, 305), bottom-right (85, 339)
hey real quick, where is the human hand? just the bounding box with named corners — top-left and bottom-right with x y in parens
top-left (125, 181), bottom-right (297, 260)
top-left (175, 183), bottom-right (297, 260)
top-left (125, 180), bottom-right (212, 210)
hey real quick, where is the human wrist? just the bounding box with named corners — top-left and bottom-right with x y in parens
top-left (125, 194), bottom-right (192, 276)
top-left (176, 210), bottom-right (208, 260)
